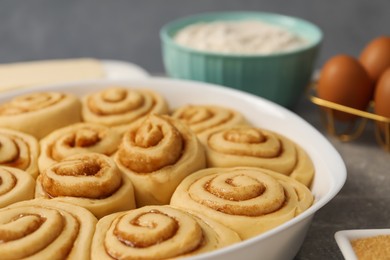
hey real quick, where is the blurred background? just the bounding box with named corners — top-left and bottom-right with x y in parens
top-left (1, 1), bottom-right (389, 259)
top-left (0, 0), bottom-right (389, 74)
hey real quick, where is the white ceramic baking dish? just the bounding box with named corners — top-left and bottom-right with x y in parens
top-left (0, 77), bottom-right (346, 260)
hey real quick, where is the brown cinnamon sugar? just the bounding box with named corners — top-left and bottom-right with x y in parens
top-left (351, 235), bottom-right (390, 260)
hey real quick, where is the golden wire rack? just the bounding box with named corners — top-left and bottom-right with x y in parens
top-left (308, 82), bottom-right (390, 152)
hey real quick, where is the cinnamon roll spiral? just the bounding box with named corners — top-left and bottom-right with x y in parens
top-left (114, 114), bottom-right (206, 207)
top-left (38, 122), bottom-right (121, 172)
top-left (0, 199), bottom-right (97, 260)
top-left (0, 166), bottom-right (35, 208)
top-left (36, 153), bottom-right (136, 219)
top-left (171, 104), bottom-right (247, 142)
top-left (0, 127), bottom-right (39, 178)
top-left (0, 92), bottom-right (81, 139)
top-left (91, 205), bottom-right (241, 259)
top-left (204, 125), bottom-right (315, 187)
top-left (82, 86), bottom-right (169, 132)
top-left (170, 167), bottom-right (314, 240)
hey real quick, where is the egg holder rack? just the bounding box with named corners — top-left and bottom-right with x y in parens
top-left (307, 82), bottom-right (390, 152)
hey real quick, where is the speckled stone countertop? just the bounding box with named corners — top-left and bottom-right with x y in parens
top-left (294, 96), bottom-right (389, 260)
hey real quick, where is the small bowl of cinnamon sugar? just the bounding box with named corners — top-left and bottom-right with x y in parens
top-left (335, 229), bottom-right (390, 260)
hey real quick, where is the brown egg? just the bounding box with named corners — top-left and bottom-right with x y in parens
top-left (360, 36), bottom-right (390, 83)
top-left (374, 67), bottom-right (390, 119)
top-left (317, 55), bottom-right (373, 121)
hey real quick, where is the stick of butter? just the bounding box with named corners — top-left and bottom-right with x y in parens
top-left (0, 58), bottom-right (105, 92)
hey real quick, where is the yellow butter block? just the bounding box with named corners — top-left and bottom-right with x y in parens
top-left (0, 58), bottom-right (105, 92)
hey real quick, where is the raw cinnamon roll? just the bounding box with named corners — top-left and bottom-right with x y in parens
top-left (170, 167), bottom-right (314, 240)
top-left (36, 153), bottom-right (136, 219)
top-left (0, 198), bottom-right (97, 260)
top-left (0, 127), bottom-right (39, 178)
top-left (38, 122), bottom-right (121, 172)
top-left (204, 125), bottom-right (315, 187)
top-left (0, 166), bottom-right (35, 208)
top-left (0, 92), bottom-right (81, 139)
top-left (114, 114), bottom-right (206, 207)
top-left (171, 104), bottom-right (247, 143)
top-left (82, 86), bottom-right (169, 132)
top-left (91, 205), bottom-right (241, 260)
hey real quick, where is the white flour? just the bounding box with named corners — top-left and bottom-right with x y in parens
top-left (174, 20), bottom-right (307, 54)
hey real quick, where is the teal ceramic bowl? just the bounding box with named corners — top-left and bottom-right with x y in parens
top-left (160, 11), bottom-right (323, 108)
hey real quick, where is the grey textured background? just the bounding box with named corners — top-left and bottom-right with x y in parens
top-left (0, 0), bottom-right (389, 73)
top-left (1, 1), bottom-right (389, 260)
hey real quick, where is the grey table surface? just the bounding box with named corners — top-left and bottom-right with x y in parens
top-left (1, 1), bottom-right (389, 259)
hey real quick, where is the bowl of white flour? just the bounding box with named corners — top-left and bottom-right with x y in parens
top-left (160, 11), bottom-right (323, 108)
